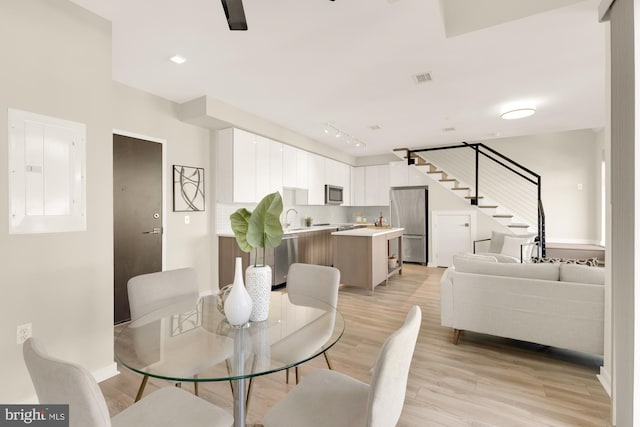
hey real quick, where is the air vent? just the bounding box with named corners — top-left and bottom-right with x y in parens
top-left (368, 125), bottom-right (382, 130)
top-left (413, 72), bottom-right (432, 84)
top-left (443, 127), bottom-right (455, 132)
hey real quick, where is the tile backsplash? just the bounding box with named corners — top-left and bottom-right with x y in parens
top-left (215, 189), bottom-right (390, 234)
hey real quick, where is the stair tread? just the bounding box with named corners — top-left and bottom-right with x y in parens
top-left (427, 171), bottom-right (445, 174)
top-left (451, 187), bottom-right (470, 191)
top-left (465, 196), bottom-right (484, 199)
top-left (508, 224), bottom-right (530, 228)
top-left (493, 214), bottom-right (514, 218)
top-left (439, 179), bottom-right (457, 182)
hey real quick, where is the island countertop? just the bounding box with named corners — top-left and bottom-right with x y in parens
top-left (331, 227), bottom-right (404, 237)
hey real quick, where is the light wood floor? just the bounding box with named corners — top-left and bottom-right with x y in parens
top-left (100, 264), bottom-right (612, 426)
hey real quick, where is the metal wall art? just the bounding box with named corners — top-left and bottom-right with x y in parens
top-left (173, 165), bottom-right (205, 211)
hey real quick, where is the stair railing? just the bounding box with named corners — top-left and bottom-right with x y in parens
top-left (405, 143), bottom-right (546, 256)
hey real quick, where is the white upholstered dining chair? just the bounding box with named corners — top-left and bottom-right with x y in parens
top-left (263, 305), bottom-right (422, 427)
top-left (127, 267), bottom-right (200, 400)
top-left (285, 262), bottom-right (340, 384)
top-left (23, 338), bottom-right (233, 427)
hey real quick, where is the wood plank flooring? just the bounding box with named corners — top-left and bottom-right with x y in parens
top-left (100, 264), bottom-right (611, 426)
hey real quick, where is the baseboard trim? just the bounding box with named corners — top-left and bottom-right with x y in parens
top-left (94, 362), bottom-right (119, 383)
top-left (596, 366), bottom-right (612, 397)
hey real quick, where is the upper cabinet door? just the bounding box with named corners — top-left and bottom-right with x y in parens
top-left (232, 129), bottom-right (257, 203)
top-left (307, 153), bottom-right (326, 205)
top-left (269, 140), bottom-right (283, 195)
top-left (389, 161), bottom-right (409, 187)
top-left (296, 149), bottom-right (308, 190)
top-left (365, 164), bottom-right (390, 206)
top-left (282, 144), bottom-right (298, 188)
top-left (352, 166), bottom-right (365, 206)
top-left (336, 162), bottom-right (351, 206)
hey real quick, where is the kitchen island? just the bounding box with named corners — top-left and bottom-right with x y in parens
top-left (332, 227), bottom-right (404, 294)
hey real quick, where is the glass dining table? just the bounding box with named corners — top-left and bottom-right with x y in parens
top-left (114, 291), bottom-right (345, 427)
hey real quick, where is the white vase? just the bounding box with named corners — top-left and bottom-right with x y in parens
top-left (224, 257), bottom-right (252, 327)
top-left (245, 264), bottom-right (272, 322)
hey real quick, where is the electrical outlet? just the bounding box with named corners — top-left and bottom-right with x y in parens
top-left (17, 323), bottom-right (32, 344)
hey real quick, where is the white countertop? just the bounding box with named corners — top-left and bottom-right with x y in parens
top-left (331, 227), bottom-right (404, 237)
top-left (217, 223), bottom-right (369, 238)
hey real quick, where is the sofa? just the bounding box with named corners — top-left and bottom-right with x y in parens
top-left (440, 255), bottom-right (605, 355)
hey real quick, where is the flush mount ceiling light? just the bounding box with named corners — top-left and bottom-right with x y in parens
top-left (325, 123), bottom-right (367, 150)
top-left (500, 102), bottom-right (536, 120)
top-left (169, 55), bottom-right (187, 64)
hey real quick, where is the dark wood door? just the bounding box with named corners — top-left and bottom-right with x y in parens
top-left (113, 134), bottom-right (162, 324)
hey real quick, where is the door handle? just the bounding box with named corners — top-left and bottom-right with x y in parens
top-left (463, 223), bottom-right (469, 227)
top-left (142, 227), bottom-right (162, 235)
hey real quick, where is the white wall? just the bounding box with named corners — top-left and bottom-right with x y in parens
top-left (112, 82), bottom-right (215, 294)
top-left (481, 129), bottom-right (602, 244)
top-left (0, 0), bottom-right (114, 402)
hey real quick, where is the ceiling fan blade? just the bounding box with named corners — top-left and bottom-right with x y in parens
top-left (220, 0), bottom-right (248, 31)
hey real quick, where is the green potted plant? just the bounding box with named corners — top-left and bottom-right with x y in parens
top-left (305, 216), bottom-right (313, 227)
top-left (230, 191), bottom-right (284, 321)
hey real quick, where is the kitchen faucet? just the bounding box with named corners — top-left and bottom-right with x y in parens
top-left (285, 208), bottom-right (298, 229)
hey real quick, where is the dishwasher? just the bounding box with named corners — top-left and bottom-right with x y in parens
top-left (248, 234), bottom-right (298, 288)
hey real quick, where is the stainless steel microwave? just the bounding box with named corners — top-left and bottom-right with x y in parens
top-left (325, 185), bottom-right (343, 205)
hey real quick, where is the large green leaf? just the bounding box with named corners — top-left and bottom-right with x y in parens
top-left (230, 208), bottom-right (253, 252)
top-left (247, 192), bottom-right (284, 250)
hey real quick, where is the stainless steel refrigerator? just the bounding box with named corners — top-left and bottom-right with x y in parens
top-left (389, 186), bottom-right (428, 264)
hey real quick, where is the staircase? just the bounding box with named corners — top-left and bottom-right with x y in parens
top-left (394, 143), bottom-right (546, 252)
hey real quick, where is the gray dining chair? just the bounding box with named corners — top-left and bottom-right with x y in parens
top-left (23, 338), bottom-right (233, 427)
top-left (127, 267), bottom-right (199, 400)
top-left (285, 263), bottom-right (340, 384)
top-left (263, 305), bottom-right (422, 427)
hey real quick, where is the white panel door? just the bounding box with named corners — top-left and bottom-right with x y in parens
top-left (433, 211), bottom-right (475, 267)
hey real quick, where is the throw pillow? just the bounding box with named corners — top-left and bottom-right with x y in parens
top-left (487, 230), bottom-right (537, 254)
top-left (500, 235), bottom-right (535, 262)
top-left (530, 257), bottom-right (600, 267)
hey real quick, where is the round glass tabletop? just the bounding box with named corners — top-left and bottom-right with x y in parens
top-left (114, 292), bottom-right (345, 383)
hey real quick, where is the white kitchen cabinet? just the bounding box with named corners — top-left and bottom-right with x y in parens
top-left (336, 162), bottom-right (351, 206)
top-left (282, 144), bottom-right (308, 190)
top-left (389, 161), bottom-right (409, 187)
top-left (217, 128), bottom-right (283, 203)
top-left (360, 164), bottom-right (390, 206)
top-left (269, 141), bottom-right (283, 194)
top-left (352, 166), bottom-right (365, 206)
top-left (307, 152), bottom-right (325, 205)
top-left (296, 149), bottom-right (308, 190)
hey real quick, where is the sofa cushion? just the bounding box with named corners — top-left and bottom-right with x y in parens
top-left (454, 258), bottom-right (560, 281)
top-left (488, 231), bottom-right (537, 254)
top-left (500, 235), bottom-right (536, 262)
top-left (452, 253), bottom-right (499, 264)
top-left (560, 264), bottom-right (605, 285)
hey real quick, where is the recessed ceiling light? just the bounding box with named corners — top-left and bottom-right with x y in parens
top-left (170, 55), bottom-right (187, 64)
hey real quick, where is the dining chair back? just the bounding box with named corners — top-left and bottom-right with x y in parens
top-left (367, 305), bottom-right (422, 427)
top-left (23, 338), bottom-right (111, 427)
top-left (284, 263), bottom-right (341, 383)
top-left (263, 305), bottom-right (422, 427)
top-left (127, 268), bottom-right (199, 321)
top-left (127, 267), bottom-right (200, 400)
top-left (23, 338), bottom-right (233, 427)
top-left (286, 263), bottom-right (340, 308)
